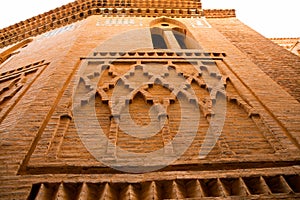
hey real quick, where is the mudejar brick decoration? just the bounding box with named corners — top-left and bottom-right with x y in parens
top-left (0, 0), bottom-right (300, 199)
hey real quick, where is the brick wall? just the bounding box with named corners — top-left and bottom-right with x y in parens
top-left (0, 13), bottom-right (299, 199)
top-left (207, 18), bottom-right (300, 102)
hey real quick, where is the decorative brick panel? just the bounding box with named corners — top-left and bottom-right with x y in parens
top-left (0, 4), bottom-right (299, 200)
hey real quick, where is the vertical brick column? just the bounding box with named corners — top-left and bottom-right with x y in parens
top-left (163, 30), bottom-right (181, 50)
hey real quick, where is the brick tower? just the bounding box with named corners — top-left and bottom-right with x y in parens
top-left (0, 0), bottom-right (300, 199)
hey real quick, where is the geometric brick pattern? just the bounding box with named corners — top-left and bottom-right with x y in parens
top-left (0, 1), bottom-right (299, 200)
top-left (22, 51), bottom-right (299, 176)
top-left (0, 60), bottom-right (49, 123)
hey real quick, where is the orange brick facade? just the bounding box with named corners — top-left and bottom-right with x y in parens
top-left (0, 0), bottom-right (300, 199)
top-left (271, 37), bottom-right (300, 57)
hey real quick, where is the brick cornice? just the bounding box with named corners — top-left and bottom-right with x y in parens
top-left (203, 9), bottom-right (236, 18)
top-left (0, 1), bottom-right (235, 48)
top-left (269, 37), bottom-right (300, 41)
top-left (0, 0), bottom-right (203, 48)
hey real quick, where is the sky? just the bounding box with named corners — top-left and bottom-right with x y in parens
top-left (0, 0), bottom-right (299, 38)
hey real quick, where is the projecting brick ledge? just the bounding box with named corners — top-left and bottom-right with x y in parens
top-left (0, 0), bottom-right (202, 48)
top-left (203, 9), bottom-right (236, 18)
top-left (0, 3), bottom-right (236, 48)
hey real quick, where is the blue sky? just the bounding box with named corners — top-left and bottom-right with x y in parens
top-left (0, 0), bottom-right (299, 38)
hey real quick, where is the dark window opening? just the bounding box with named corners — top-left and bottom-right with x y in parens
top-left (151, 34), bottom-right (167, 49)
top-left (174, 32), bottom-right (187, 49)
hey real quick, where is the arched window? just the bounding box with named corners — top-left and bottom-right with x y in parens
top-left (149, 17), bottom-right (201, 50)
top-left (150, 27), bottom-right (167, 49)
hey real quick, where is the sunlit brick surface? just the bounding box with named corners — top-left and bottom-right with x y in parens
top-left (0, 0), bottom-right (299, 199)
